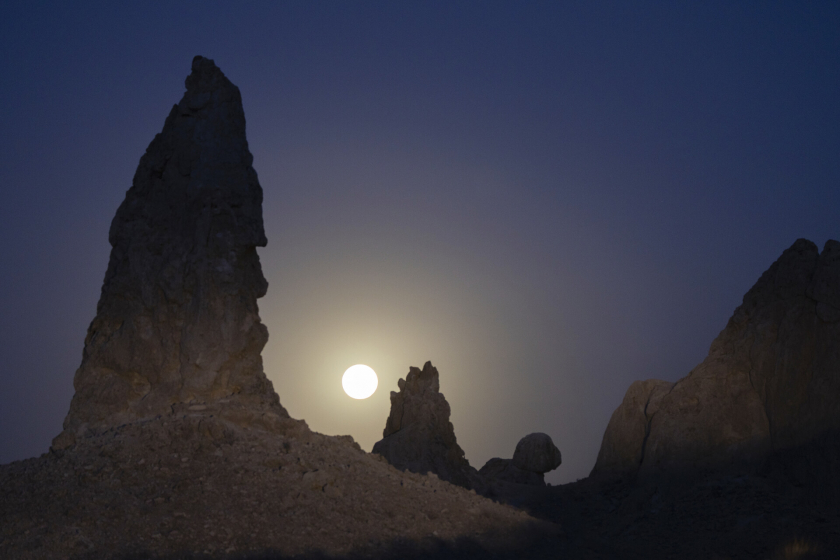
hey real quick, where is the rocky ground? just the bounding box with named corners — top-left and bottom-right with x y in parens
top-left (501, 468), bottom-right (840, 559)
top-left (3, 412), bottom-right (837, 560)
top-left (0, 410), bottom-right (553, 560)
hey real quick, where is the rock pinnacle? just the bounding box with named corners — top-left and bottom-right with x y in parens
top-left (56, 56), bottom-right (286, 446)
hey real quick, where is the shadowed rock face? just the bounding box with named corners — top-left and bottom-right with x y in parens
top-left (512, 433), bottom-right (562, 474)
top-left (372, 361), bottom-right (483, 490)
top-left (478, 457), bottom-right (545, 486)
top-left (592, 379), bottom-right (673, 475)
top-left (56, 56), bottom-right (286, 445)
top-left (479, 433), bottom-right (562, 487)
top-left (593, 238), bottom-right (840, 476)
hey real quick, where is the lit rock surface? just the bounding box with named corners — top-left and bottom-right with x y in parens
top-left (593, 239), bottom-right (840, 475)
top-left (372, 361), bottom-right (484, 490)
top-left (55, 56), bottom-right (286, 447)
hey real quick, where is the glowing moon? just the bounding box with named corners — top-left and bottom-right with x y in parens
top-left (342, 364), bottom-right (378, 399)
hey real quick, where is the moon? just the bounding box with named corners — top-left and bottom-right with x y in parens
top-left (342, 364), bottom-right (378, 399)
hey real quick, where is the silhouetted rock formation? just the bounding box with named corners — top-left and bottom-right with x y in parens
top-left (479, 433), bottom-right (562, 487)
top-left (593, 238), bottom-right (840, 476)
top-left (1, 57), bottom-right (544, 560)
top-left (479, 458), bottom-right (544, 486)
top-left (53, 56), bottom-right (287, 449)
top-left (512, 433), bottom-right (562, 473)
top-left (372, 361), bottom-right (484, 490)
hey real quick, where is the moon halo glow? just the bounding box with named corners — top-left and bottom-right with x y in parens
top-left (342, 364), bottom-right (378, 399)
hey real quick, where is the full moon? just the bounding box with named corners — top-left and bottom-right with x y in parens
top-left (342, 364), bottom-right (378, 399)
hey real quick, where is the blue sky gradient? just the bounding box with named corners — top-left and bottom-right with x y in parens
top-left (1, 1), bottom-right (838, 483)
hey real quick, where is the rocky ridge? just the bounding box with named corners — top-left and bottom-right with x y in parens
top-left (594, 238), bottom-right (840, 476)
top-left (1, 413), bottom-right (547, 559)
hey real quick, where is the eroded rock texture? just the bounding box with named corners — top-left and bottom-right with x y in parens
top-left (593, 239), bottom-right (840, 476)
top-left (56, 56), bottom-right (286, 446)
top-left (372, 361), bottom-right (483, 490)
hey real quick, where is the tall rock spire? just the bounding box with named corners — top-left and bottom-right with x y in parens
top-left (58, 56), bottom-right (286, 442)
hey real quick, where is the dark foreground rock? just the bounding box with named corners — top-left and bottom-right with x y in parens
top-left (512, 433), bottom-right (562, 474)
top-left (372, 361), bottom-right (485, 491)
top-left (479, 457), bottom-right (545, 486)
top-left (522, 452), bottom-right (840, 560)
top-left (479, 433), bottom-right (562, 487)
top-left (594, 238), bottom-right (840, 477)
top-left (5, 421), bottom-right (837, 560)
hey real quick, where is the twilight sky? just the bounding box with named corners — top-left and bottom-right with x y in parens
top-left (1, 1), bottom-right (838, 484)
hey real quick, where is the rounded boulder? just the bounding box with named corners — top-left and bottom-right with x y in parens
top-left (511, 433), bottom-right (562, 474)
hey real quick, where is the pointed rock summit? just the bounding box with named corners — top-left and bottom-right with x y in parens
top-left (56, 56), bottom-right (286, 446)
top-left (372, 361), bottom-right (483, 490)
top-left (593, 238), bottom-right (840, 476)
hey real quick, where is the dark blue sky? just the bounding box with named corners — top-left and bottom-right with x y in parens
top-left (1, 1), bottom-right (838, 483)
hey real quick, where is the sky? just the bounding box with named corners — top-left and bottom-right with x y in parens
top-left (1, 1), bottom-right (838, 484)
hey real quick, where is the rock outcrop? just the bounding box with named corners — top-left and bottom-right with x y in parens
top-left (54, 56), bottom-right (287, 448)
top-left (372, 361), bottom-right (483, 490)
top-left (512, 433), bottom-right (562, 474)
top-left (479, 457), bottom-right (546, 486)
top-left (591, 379), bottom-right (673, 475)
top-left (0, 57), bottom-right (548, 560)
top-left (479, 433), bottom-right (562, 487)
top-left (593, 239), bottom-right (840, 476)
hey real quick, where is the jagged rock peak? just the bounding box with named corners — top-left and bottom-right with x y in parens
top-left (592, 238), bottom-right (840, 477)
top-left (382, 361), bottom-right (440, 438)
top-left (55, 56), bottom-right (285, 448)
top-left (373, 362), bottom-right (483, 491)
